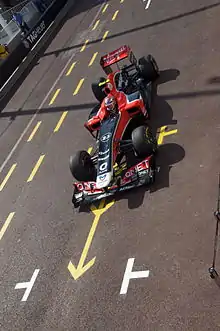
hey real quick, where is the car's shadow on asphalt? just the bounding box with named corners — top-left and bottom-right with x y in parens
top-left (113, 142), bottom-right (185, 209)
top-left (151, 68), bottom-right (179, 134)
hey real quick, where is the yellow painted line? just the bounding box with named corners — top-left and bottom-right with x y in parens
top-left (102, 3), bottom-right (109, 13)
top-left (27, 121), bottom-right (41, 142)
top-left (66, 62), bottom-right (77, 76)
top-left (27, 155), bottom-right (45, 182)
top-left (157, 126), bottom-right (178, 145)
top-left (87, 147), bottom-right (93, 154)
top-left (80, 39), bottom-right (89, 52)
top-left (88, 52), bottom-right (98, 66)
top-left (49, 88), bottom-right (61, 105)
top-left (101, 30), bottom-right (109, 42)
top-left (0, 164), bottom-right (17, 192)
top-left (0, 212), bottom-right (15, 241)
top-left (73, 78), bottom-right (85, 95)
top-left (68, 199), bottom-right (115, 280)
top-left (54, 111), bottom-right (68, 132)
top-left (112, 10), bottom-right (119, 21)
top-left (92, 19), bottom-right (100, 31)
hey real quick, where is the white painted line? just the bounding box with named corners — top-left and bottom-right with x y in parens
top-left (0, 1), bottom-right (106, 174)
top-left (15, 269), bottom-right (40, 302)
top-left (120, 258), bottom-right (150, 295)
top-left (0, 212), bottom-right (15, 241)
top-left (89, 1), bottom-right (108, 28)
top-left (145, 0), bottom-right (152, 9)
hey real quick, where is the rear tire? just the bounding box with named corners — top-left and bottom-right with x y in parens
top-left (138, 55), bottom-right (159, 82)
top-left (132, 125), bottom-right (157, 157)
top-left (69, 150), bottom-right (96, 181)
top-left (91, 77), bottom-right (107, 102)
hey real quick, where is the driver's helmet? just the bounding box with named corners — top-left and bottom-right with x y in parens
top-left (104, 95), bottom-right (118, 114)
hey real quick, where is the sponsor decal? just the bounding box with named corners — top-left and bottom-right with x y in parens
top-left (99, 174), bottom-right (107, 181)
top-left (26, 21), bottom-right (46, 45)
top-left (100, 132), bottom-right (111, 142)
top-left (99, 149), bottom-right (110, 155)
top-left (99, 162), bottom-right (108, 173)
top-left (124, 159), bottom-right (149, 178)
top-left (103, 46), bottom-right (127, 63)
top-left (99, 155), bottom-right (109, 161)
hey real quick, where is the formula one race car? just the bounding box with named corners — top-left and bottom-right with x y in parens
top-left (69, 45), bottom-right (160, 208)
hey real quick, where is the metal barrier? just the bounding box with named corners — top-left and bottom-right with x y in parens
top-left (0, 0), bottom-right (30, 23)
top-left (0, 20), bottom-right (20, 44)
top-left (0, 0), bottom-right (52, 46)
top-left (0, 0), bottom-right (68, 90)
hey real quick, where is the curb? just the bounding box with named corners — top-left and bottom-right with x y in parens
top-left (0, 0), bottom-right (76, 101)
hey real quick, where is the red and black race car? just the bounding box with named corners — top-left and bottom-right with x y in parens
top-left (69, 45), bottom-right (160, 208)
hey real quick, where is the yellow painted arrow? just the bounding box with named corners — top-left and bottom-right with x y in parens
top-left (68, 199), bottom-right (115, 280)
top-left (157, 126), bottom-right (178, 145)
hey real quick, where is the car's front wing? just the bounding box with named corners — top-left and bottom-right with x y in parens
top-left (72, 156), bottom-right (155, 208)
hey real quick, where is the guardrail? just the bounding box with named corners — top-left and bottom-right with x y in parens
top-left (0, 0), bottom-right (73, 100)
top-left (0, 0), bottom-right (50, 45)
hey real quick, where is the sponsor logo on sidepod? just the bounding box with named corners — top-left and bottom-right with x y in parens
top-left (100, 132), bottom-right (111, 142)
top-left (99, 174), bottom-right (107, 181)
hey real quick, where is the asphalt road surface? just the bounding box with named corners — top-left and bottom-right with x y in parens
top-left (0, 0), bottom-right (220, 330)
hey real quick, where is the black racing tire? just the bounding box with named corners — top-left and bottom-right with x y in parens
top-left (88, 104), bottom-right (100, 119)
top-left (91, 77), bottom-right (107, 102)
top-left (132, 125), bottom-right (157, 157)
top-left (138, 55), bottom-right (159, 82)
top-left (69, 150), bottom-right (96, 181)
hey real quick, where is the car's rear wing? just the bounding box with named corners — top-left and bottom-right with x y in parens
top-left (100, 45), bottom-right (137, 73)
top-left (100, 45), bottom-right (130, 68)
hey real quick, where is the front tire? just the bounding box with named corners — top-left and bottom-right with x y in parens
top-left (132, 125), bottom-right (157, 157)
top-left (69, 150), bottom-right (96, 181)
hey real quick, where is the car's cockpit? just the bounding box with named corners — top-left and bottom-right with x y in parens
top-left (114, 68), bottom-right (143, 104)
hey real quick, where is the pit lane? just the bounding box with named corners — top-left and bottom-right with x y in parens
top-left (0, 0), bottom-right (220, 330)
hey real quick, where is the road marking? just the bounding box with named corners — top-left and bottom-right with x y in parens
top-left (87, 147), bottom-right (93, 154)
top-left (80, 39), bottom-right (89, 52)
top-left (27, 121), bottom-right (42, 142)
top-left (0, 164), bottom-right (17, 192)
top-left (88, 52), bottom-right (98, 66)
top-left (144, 0), bottom-right (152, 9)
top-left (27, 155), bottom-right (45, 182)
top-left (102, 3), bottom-right (109, 13)
top-left (66, 61), bottom-right (77, 76)
top-left (101, 30), bottom-right (109, 42)
top-left (112, 10), bottom-right (119, 21)
top-left (15, 269), bottom-right (40, 302)
top-left (0, 1), bottom-right (106, 175)
top-left (68, 199), bottom-right (115, 280)
top-left (157, 126), bottom-right (178, 145)
top-left (120, 258), bottom-right (150, 295)
top-left (92, 19), bottom-right (100, 31)
top-left (49, 88), bottom-right (61, 105)
top-left (54, 111), bottom-right (68, 132)
top-left (0, 212), bottom-right (15, 241)
top-left (73, 78), bottom-right (85, 95)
